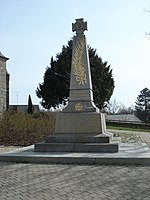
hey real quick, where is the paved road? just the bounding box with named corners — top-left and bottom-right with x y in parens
top-left (1, 162), bottom-right (150, 200)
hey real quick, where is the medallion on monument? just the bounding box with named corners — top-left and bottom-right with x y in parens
top-left (72, 37), bottom-right (87, 86)
top-left (74, 102), bottom-right (83, 111)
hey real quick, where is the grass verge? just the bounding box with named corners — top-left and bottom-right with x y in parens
top-left (107, 125), bottom-right (150, 133)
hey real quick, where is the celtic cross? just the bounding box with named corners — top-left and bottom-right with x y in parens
top-left (72, 18), bottom-right (87, 36)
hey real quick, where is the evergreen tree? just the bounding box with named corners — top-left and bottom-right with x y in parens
top-left (27, 94), bottom-right (34, 114)
top-left (135, 88), bottom-right (150, 123)
top-left (36, 39), bottom-right (115, 109)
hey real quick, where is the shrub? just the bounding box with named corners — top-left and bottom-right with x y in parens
top-left (0, 112), bottom-right (56, 146)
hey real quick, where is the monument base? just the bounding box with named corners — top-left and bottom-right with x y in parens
top-left (34, 112), bottom-right (120, 153)
top-left (34, 133), bottom-right (120, 153)
top-left (55, 112), bottom-right (107, 134)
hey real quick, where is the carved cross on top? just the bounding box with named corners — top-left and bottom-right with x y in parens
top-left (72, 18), bottom-right (87, 36)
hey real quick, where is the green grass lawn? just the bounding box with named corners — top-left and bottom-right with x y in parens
top-left (107, 125), bottom-right (150, 133)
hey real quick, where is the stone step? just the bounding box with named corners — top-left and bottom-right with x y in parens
top-left (45, 134), bottom-right (110, 143)
top-left (34, 142), bottom-right (119, 153)
top-left (112, 137), bottom-right (121, 143)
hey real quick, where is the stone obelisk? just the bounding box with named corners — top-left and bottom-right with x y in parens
top-left (35, 18), bottom-right (119, 153)
top-left (55, 18), bottom-right (105, 134)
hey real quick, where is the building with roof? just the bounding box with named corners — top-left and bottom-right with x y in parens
top-left (9, 105), bottom-right (40, 113)
top-left (106, 113), bottom-right (142, 124)
top-left (0, 51), bottom-right (9, 116)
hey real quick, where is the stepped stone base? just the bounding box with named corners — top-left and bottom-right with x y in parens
top-left (45, 133), bottom-right (111, 143)
top-left (34, 133), bottom-right (120, 153)
top-left (34, 112), bottom-right (120, 153)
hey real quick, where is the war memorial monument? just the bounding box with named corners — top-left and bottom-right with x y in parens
top-left (34, 18), bottom-right (119, 153)
top-left (1, 19), bottom-right (150, 166)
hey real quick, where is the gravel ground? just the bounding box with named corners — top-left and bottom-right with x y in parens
top-left (110, 130), bottom-right (142, 143)
top-left (0, 146), bottom-right (22, 153)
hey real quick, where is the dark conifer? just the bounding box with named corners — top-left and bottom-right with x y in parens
top-left (135, 88), bottom-right (150, 123)
top-left (36, 40), bottom-right (115, 109)
top-left (27, 94), bottom-right (34, 114)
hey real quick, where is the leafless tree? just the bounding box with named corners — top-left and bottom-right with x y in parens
top-left (117, 103), bottom-right (135, 114)
top-left (144, 7), bottom-right (150, 39)
top-left (105, 99), bottom-right (120, 114)
top-left (105, 99), bottom-right (135, 114)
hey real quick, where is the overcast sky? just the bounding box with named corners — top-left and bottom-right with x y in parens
top-left (1, 0), bottom-right (150, 109)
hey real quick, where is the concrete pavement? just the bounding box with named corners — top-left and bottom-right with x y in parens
top-left (139, 132), bottom-right (150, 148)
top-left (0, 130), bottom-right (150, 199)
top-left (1, 143), bottom-right (150, 165)
top-left (0, 162), bottom-right (150, 200)
top-left (0, 130), bottom-right (150, 165)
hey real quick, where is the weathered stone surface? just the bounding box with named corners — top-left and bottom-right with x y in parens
top-left (45, 133), bottom-right (111, 143)
top-left (0, 52), bottom-right (9, 116)
top-left (55, 112), bottom-right (106, 134)
top-left (64, 20), bottom-right (96, 113)
top-left (34, 18), bottom-right (119, 153)
top-left (35, 142), bottom-right (119, 153)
